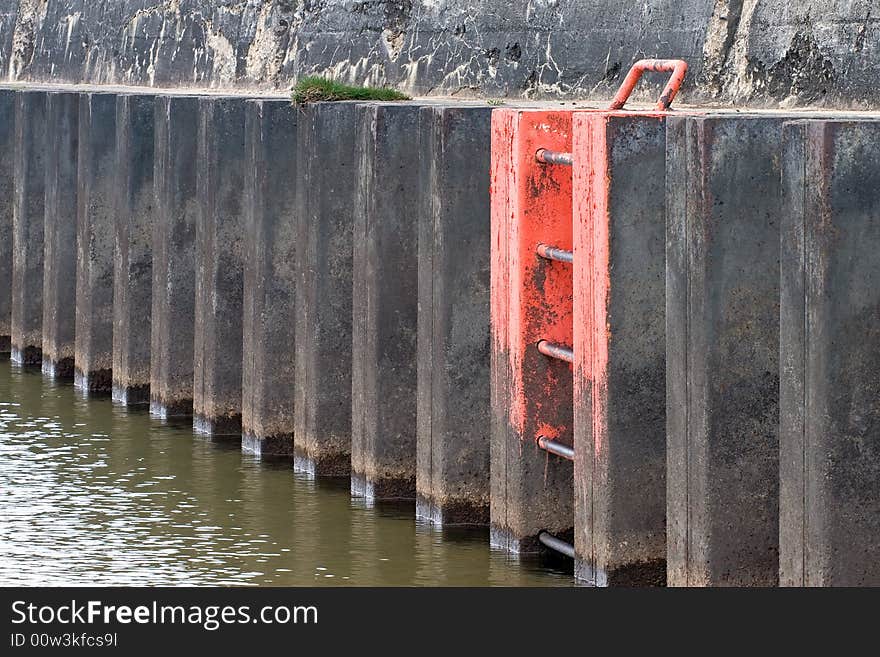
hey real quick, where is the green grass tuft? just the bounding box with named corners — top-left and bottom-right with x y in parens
top-left (292, 76), bottom-right (411, 104)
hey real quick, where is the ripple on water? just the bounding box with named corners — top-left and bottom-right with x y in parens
top-left (0, 362), bottom-right (572, 586)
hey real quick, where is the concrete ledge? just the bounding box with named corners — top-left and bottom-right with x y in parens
top-left (42, 91), bottom-right (79, 381)
top-left (780, 119), bottom-right (880, 586)
top-left (11, 90), bottom-right (47, 367)
top-left (241, 99), bottom-right (298, 459)
top-left (193, 96), bottom-right (247, 437)
top-left (293, 102), bottom-right (359, 476)
top-left (75, 92), bottom-right (117, 395)
top-left (150, 95), bottom-right (201, 419)
top-left (112, 93), bottom-right (156, 407)
top-left (416, 104), bottom-right (493, 526)
top-left (351, 103), bottom-right (421, 501)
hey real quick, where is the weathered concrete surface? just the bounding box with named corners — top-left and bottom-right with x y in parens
top-left (666, 114), bottom-right (785, 587)
top-left (0, 4), bottom-right (16, 91)
top-left (112, 93), bottom-right (155, 406)
top-left (351, 102), bottom-right (421, 501)
top-left (780, 119), bottom-right (880, 586)
top-left (42, 91), bottom-right (79, 380)
top-left (490, 109), bottom-right (574, 554)
top-left (4, 2), bottom-right (880, 108)
top-left (193, 96), bottom-right (247, 437)
top-left (572, 112), bottom-right (667, 586)
top-left (11, 89), bottom-right (46, 367)
top-left (293, 102), bottom-right (358, 476)
top-left (0, 89), bottom-right (13, 355)
top-left (75, 91), bottom-right (117, 394)
top-left (241, 98), bottom-right (297, 458)
top-left (416, 104), bottom-right (493, 525)
top-left (150, 94), bottom-right (200, 418)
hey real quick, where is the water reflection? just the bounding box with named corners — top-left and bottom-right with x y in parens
top-left (0, 361), bottom-right (570, 586)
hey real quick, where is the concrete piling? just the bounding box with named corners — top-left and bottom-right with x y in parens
top-left (490, 109), bottom-right (574, 553)
top-left (150, 95), bottom-right (200, 418)
top-left (11, 90), bottom-right (48, 367)
top-left (193, 96), bottom-right (247, 437)
top-left (75, 92), bottom-right (118, 394)
top-left (780, 119), bottom-right (880, 586)
top-left (0, 90), bottom-right (14, 356)
top-left (416, 105), bottom-right (493, 525)
top-left (293, 102), bottom-right (359, 476)
top-left (241, 99), bottom-right (298, 458)
top-left (351, 103), bottom-right (422, 501)
top-left (42, 91), bottom-right (80, 380)
top-left (666, 115), bottom-right (785, 587)
top-left (112, 93), bottom-right (155, 406)
top-left (571, 112), bottom-right (667, 586)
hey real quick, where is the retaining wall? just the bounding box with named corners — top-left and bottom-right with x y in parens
top-left (1, 82), bottom-right (879, 586)
top-left (3, 2), bottom-right (880, 108)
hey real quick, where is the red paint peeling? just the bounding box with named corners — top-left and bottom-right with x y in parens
top-left (490, 109), bottom-right (574, 448)
top-left (491, 92), bottom-right (688, 568)
top-left (571, 109), bottom-right (674, 577)
top-left (490, 109), bottom-right (513, 421)
top-left (572, 112), bottom-right (608, 459)
top-left (572, 110), bottom-right (668, 460)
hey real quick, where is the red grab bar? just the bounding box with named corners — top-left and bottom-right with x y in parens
top-left (608, 59), bottom-right (688, 111)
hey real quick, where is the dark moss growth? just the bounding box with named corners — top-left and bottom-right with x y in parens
top-left (292, 77), bottom-right (410, 104)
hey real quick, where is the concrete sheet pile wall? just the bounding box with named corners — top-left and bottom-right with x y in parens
top-left (486, 104), bottom-right (880, 586)
top-left (1, 80), bottom-right (879, 586)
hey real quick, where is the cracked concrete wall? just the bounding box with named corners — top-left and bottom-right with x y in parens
top-left (1, 1), bottom-right (879, 107)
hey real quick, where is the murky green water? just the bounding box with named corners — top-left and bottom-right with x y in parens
top-left (0, 361), bottom-right (569, 586)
